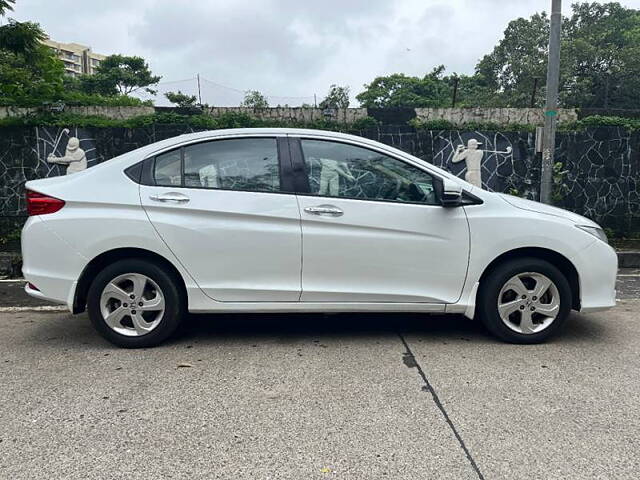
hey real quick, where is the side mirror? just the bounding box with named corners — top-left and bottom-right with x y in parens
top-left (440, 178), bottom-right (463, 207)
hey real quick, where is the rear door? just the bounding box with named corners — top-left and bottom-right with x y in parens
top-left (140, 135), bottom-right (302, 302)
top-left (290, 137), bottom-right (470, 304)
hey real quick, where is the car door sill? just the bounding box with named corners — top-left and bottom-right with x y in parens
top-left (189, 302), bottom-right (446, 313)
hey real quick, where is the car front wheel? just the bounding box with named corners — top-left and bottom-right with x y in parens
top-left (478, 257), bottom-right (572, 344)
top-left (87, 259), bottom-right (185, 348)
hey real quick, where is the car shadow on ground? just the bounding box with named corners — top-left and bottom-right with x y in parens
top-left (25, 310), bottom-right (610, 350)
top-left (178, 310), bottom-right (609, 345)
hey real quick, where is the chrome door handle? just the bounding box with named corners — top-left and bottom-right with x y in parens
top-left (304, 205), bottom-right (344, 217)
top-left (149, 193), bottom-right (190, 203)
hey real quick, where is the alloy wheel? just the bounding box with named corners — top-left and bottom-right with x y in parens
top-left (99, 273), bottom-right (165, 337)
top-left (497, 272), bottom-right (560, 334)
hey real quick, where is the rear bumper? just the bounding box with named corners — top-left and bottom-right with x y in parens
top-left (573, 239), bottom-right (618, 313)
top-left (24, 282), bottom-right (69, 307)
top-left (21, 216), bottom-right (84, 311)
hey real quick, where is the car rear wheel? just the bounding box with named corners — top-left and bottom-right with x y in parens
top-left (478, 257), bottom-right (572, 344)
top-left (87, 259), bottom-right (184, 348)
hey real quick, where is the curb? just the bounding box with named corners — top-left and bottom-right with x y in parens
top-left (2, 250), bottom-right (640, 277)
top-left (618, 251), bottom-right (640, 269)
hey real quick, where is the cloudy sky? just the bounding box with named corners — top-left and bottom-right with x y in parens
top-left (8, 0), bottom-right (640, 106)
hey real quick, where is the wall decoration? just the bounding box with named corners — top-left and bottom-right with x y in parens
top-left (451, 138), bottom-right (513, 188)
top-left (46, 130), bottom-right (88, 175)
top-left (0, 125), bottom-right (638, 235)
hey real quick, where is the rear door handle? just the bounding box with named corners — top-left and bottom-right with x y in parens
top-left (149, 192), bottom-right (190, 203)
top-left (304, 205), bottom-right (344, 217)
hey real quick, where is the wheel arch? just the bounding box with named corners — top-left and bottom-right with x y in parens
top-left (73, 247), bottom-right (188, 314)
top-left (477, 247), bottom-right (581, 311)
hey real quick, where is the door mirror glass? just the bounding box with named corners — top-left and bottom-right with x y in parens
top-left (441, 178), bottom-right (463, 207)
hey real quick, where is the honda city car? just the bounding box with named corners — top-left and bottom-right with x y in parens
top-left (21, 128), bottom-right (617, 347)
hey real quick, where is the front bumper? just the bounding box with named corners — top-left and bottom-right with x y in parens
top-left (572, 239), bottom-right (618, 313)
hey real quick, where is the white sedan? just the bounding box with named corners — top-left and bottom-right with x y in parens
top-left (22, 128), bottom-right (617, 347)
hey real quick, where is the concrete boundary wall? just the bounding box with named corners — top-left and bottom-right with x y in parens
top-left (206, 107), bottom-right (368, 124)
top-left (414, 107), bottom-right (578, 125)
top-left (0, 106), bottom-right (579, 126)
top-left (0, 106), bottom-right (155, 119)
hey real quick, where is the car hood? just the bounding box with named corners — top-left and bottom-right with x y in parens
top-left (497, 193), bottom-right (600, 227)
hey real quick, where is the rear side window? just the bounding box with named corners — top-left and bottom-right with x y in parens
top-left (154, 150), bottom-right (181, 186)
top-left (153, 138), bottom-right (280, 193)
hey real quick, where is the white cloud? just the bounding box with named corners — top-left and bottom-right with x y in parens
top-left (9, 0), bottom-right (640, 105)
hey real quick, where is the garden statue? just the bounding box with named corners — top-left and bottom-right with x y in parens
top-left (47, 136), bottom-right (87, 175)
top-left (452, 138), bottom-right (512, 188)
top-left (318, 158), bottom-right (355, 196)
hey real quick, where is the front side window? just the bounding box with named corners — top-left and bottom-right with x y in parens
top-left (300, 139), bottom-right (438, 205)
top-left (153, 138), bottom-right (280, 193)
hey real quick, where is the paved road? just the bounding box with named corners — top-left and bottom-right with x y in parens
top-left (0, 272), bottom-right (639, 479)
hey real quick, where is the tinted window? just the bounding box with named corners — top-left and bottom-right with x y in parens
top-left (300, 139), bottom-right (438, 205)
top-left (154, 150), bottom-right (181, 187)
top-left (184, 138), bottom-right (280, 192)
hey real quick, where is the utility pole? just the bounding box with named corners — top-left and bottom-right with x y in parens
top-left (196, 74), bottom-right (202, 105)
top-left (540, 0), bottom-right (562, 204)
top-left (451, 76), bottom-right (459, 107)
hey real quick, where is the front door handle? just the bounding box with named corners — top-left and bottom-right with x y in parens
top-left (304, 205), bottom-right (344, 217)
top-left (149, 192), bottom-right (190, 203)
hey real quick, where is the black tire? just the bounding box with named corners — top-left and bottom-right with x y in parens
top-left (87, 258), bottom-right (185, 348)
top-left (477, 257), bottom-right (572, 344)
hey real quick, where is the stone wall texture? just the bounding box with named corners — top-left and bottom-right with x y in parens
top-left (0, 106), bottom-right (155, 119)
top-left (206, 107), bottom-right (369, 124)
top-left (0, 125), bottom-right (637, 236)
top-left (0, 106), bottom-right (579, 126)
top-left (414, 107), bottom-right (578, 125)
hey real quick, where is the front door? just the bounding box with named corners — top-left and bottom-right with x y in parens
top-left (292, 137), bottom-right (470, 304)
top-left (140, 136), bottom-right (302, 302)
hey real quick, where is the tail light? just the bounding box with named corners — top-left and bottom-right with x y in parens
top-left (25, 190), bottom-right (65, 216)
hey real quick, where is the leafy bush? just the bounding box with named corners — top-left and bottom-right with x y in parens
top-left (351, 116), bottom-right (379, 130)
top-left (5, 110), bottom-right (640, 132)
top-left (560, 115), bottom-right (640, 132)
top-left (408, 118), bottom-right (455, 130)
top-left (60, 92), bottom-right (151, 107)
top-left (409, 118), bottom-right (537, 132)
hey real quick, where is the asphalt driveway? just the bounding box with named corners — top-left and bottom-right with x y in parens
top-left (0, 294), bottom-right (638, 479)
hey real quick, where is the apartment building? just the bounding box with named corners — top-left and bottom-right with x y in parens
top-left (43, 39), bottom-right (107, 76)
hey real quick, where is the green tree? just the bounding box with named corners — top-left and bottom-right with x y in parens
top-left (0, 45), bottom-right (64, 105)
top-left (356, 66), bottom-right (492, 108)
top-left (0, 0), bottom-right (14, 16)
top-left (476, 13), bottom-right (549, 107)
top-left (87, 54), bottom-right (161, 96)
top-left (0, 3), bottom-right (65, 105)
top-left (319, 84), bottom-right (350, 109)
top-left (165, 90), bottom-right (197, 108)
top-left (240, 90), bottom-right (269, 109)
top-left (563, 2), bottom-right (640, 108)
top-left (0, 19), bottom-right (46, 55)
top-left (477, 2), bottom-right (640, 108)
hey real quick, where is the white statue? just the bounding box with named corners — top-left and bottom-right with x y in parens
top-left (47, 136), bottom-right (87, 175)
top-left (317, 158), bottom-right (355, 196)
top-left (452, 138), bottom-right (512, 188)
top-left (199, 164), bottom-right (219, 188)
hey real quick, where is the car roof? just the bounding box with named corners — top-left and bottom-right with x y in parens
top-left (146, 128), bottom-right (380, 149)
